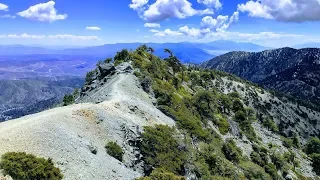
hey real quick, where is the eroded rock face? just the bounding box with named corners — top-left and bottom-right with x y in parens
top-left (98, 64), bottom-right (116, 80)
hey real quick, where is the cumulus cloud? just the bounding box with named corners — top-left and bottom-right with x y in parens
top-left (179, 26), bottom-right (210, 37)
top-left (238, 0), bottom-right (320, 22)
top-left (86, 26), bottom-right (101, 31)
top-left (153, 29), bottom-right (183, 37)
top-left (17, 1), bottom-right (67, 22)
top-left (0, 3), bottom-right (8, 11)
top-left (200, 12), bottom-right (239, 32)
top-left (0, 14), bottom-right (16, 19)
top-left (129, 0), bottom-right (148, 10)
top-left (130, 0), bottom-right (214, 23)
top-left (197, 0), bottom-right (222, 9)
top-left (144, 23), bottom-right (161, 28)
top-left (201, 15), bottom-right (228, 30)
top-left (0, 33), bottom-right (100, 40)
top-left (148, 10), bottom-right (239, 39)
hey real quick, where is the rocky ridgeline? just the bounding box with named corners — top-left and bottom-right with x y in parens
top-left (81, 63), bottom-right (133, 97)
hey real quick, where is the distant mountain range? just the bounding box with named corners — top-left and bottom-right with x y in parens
top-left (201, 47), bottom-right (320, 106)
top-left (0, 41), bottom-right (270, 64)
top-left (293, 42), bottom-right (320, 49)
top-left (0, 76), bottom-right (83, 121)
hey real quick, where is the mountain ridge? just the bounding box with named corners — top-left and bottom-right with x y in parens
top-left (201, 47), bottom-right (320, 106)
top-left (0, 46), bottom-right (319, 179)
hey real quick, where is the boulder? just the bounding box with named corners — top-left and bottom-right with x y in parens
top-left (116, 62), bottom-right (133, 73)
top-left (98, 64), bottom-right (116, 80)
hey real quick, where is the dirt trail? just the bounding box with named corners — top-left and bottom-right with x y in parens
top-left (0, 72), bottom-right (175, 180)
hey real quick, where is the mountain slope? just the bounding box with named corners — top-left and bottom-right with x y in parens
top-left (201, 47), bottom-right (320, 105)
top-left (0, 64), bottom-right (175, 179)
top-left (0, 77), bottom-right (84, 121)
top-left (0, 47), bottom-right (319, 179)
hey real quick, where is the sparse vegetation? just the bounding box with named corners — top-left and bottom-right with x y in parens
top-left (0, 152), bottom-right (63, 180)
top-left (105, 141), bottom-right (123, 162)
top-left (222, 139), bottom-right (242, 163)
top-left (86, 45), bottom-right (316, 179)
top-left (140, 125), bottom-right (186, 175)
top-left (136, 168), bottom-right (185, 180)
top-left (63, 94), bottom-right (75, 106)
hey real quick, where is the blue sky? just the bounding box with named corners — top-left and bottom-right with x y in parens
top-left (0, 0), bottom-right (320, 47)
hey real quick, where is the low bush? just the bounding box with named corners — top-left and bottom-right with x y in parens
top-left (240, 161), bottom-right (271, 180)
top-left (137, 168), bottom-right (185, 180)
top-left (222, 139), bottom-right (242, 164)
top-left (105, 141), bottom-right (123, 162)
top-left (140, 125), bottom-right (185, 175)
top-left (310, 153), bottom-right (320, 175)
top-left (214, 114), bottom-right (230, 135)
top-left (270, 153), bottom-right (285, 170)
top-left (0, 152), bottom-right (63, 180)
top-left (63, 94), bottom-right (75, 106)
top-left (305, 137), bottom-right (320, 155)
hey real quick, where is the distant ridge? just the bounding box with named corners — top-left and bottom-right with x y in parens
top-left (0, 41), bottom-right (269, 64)
top-left (201, 47), bottom-right (320, 106)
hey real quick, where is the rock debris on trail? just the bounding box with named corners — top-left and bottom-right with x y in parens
top-left (0, 62), bottom-right (175, 180)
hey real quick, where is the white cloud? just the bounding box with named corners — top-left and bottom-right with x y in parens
top-left (200, 11), bottom-right (239, 32)
top-left (238, 1), bottom-right (273, 19)
top-left (0, 33), bottom-right (100, 41)
top-left (149, 29), bottom-right (160, 33)
top-left (130, 0), bottom-right (214, 23)
top-left (17, 1), bottom-right (67, 22)
top-left (48, 34), bottom-right (99, 40)
top-left (179, 26), bottom-right (210, 37)
top-left (129, 0), bottom-right (148, 10)
top-left (197, 0), bottom-right (222, 9)
top-left (154, 29), bottom-right (183, 37)
top-left (0, 3), bottom-right (8, 11)
top-left (0, 14), bottom-right (16, 19)
top-left (144, 23), bottom-right (161, 28)
top-left (201, 15), bottom-right (229, 30)
top-left (86, 26), bottom-right (101, 31)
top-left (238, 0), bottom-right (320, 22)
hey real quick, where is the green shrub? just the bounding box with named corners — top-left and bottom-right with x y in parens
top-left (234, 111), bottom-right (247, 122)
top-left (262, 118), bottom-right (278, 132)
top-left (222, 139), bottom-right (242, 163)
top-left (310, 153), bottom-right (320, 175)
top-left (228, 92), bottom-right (241, 99)
top-left (235, 111), bottom-right (257, 142)
top-left (0, 152), bottom-right (63, 180)
top-left (305, 137), bottom-right (320, 155)
top-left (232, 99), bottom-right (244, 112)
top-left (137, 168), bottom-right (185, 180)
top-left (281, 136), bottom-right (294, 148)
top-left (240, 161), bottom-right (271, 180)
top-left (63, 94), bottom-right (75, 106)
top-left (105, 141), bottom-right (123, 162)
top-left (270, 153), bottom-right (285, 170)
top-left (141, 125), bottom-right (185, 175)
top-left (264, 163), bottom-right (280, 179)
top-left (85, 70), bottom-right (95, 83)
top-left (214, 114), bottom-right (230, 135)
top-left (250, 151), bottom-right (265, 167)
top-left (114, 49), bottom-right (130, 63)
top-left (251, 144), bottom-right (269, 165)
